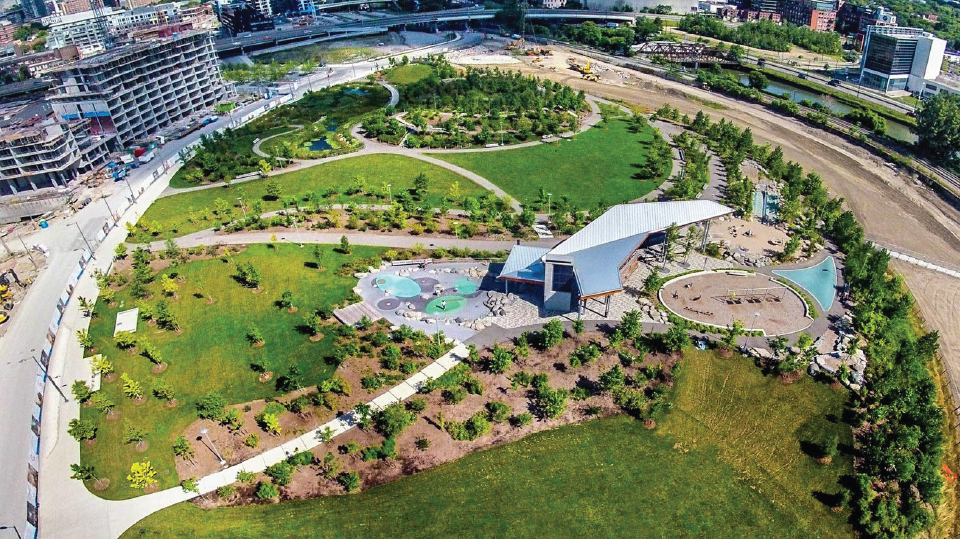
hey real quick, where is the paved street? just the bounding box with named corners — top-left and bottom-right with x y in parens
top-left (11, 34), bottom-right (477, 539)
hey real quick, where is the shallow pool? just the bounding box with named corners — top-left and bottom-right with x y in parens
top-left (374, 274), bottom-right (422, 298)
top-left (453, 277), bottom-right (478, 295)
top-left (425, 295), bottom-right (468, 315)
top-left (307, 137), bottom-right (333, 152)
top-left (773, 256), bottom-right (837, 311)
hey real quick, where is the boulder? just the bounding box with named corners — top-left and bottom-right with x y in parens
top-left (354, 272), bottom-right (369, 278)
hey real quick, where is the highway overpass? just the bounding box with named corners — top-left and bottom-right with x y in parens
top-left (216, 8), bottom-right (642, 54)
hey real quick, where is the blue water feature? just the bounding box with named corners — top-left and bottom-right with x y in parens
top-left (752, 190), bottom-right (779, 220)
top-left (374, 274), bottom-right (422, 298)
top-left (773, 256), bottom-right (837, 311)
top-left (344, 88), bottom-right (368, 96)
top-left (307, 137), bottom-right (332, 151)
top-left (453, 277), bottom-right (478, 295)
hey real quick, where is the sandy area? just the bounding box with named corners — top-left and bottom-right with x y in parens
top-left (474, 48), bottom-right (960, 407)
top-left (710, 216), bottom-right (789, 260)
top-left (661, 271), bottom-right (809, 335)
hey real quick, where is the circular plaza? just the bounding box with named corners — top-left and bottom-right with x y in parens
top-left (659, 270), bottom-right (811, 336)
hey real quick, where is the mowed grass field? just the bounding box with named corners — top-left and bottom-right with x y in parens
top-left (385, 64), bottom-right (435, 85)
top-left (432, 118), bottom-right (670, 208)
top-left (144, 154), bottom-right (489, 240)
top-left (121, 350), bottom-right (853, 538)
top-left (82, 244), bottom-right (384, 500)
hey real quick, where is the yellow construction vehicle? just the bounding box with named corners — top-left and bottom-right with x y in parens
top-left (582, 73), bottom-right (600, 81)
top-left (506, 38), bottom-right (525, 50)
top-left (567, 58), bottom-right (592, 75)
top-left (0, 285), bottom-right (11, 302)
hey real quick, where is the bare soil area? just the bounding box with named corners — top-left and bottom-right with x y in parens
top-left (192, 330), bottom-right (676, 507)
top-left (710, 215), bottom-right (789, 260)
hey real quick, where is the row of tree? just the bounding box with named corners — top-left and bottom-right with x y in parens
top-left (679, 14), bottom-right (842, 55)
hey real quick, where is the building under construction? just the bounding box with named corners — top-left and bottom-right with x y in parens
top-left (48, 29), bottom-right (227, 148)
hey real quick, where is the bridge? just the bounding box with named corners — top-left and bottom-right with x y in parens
top-left (632, 41), bottom-right (740, 66)
top-left (215, 8), bottom-right (640, 54)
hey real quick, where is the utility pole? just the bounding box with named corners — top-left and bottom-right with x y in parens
top-left (102, 195), bottom-right (117, 226)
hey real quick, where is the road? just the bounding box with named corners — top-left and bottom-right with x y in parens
top-left (20, 34), bottom-right (477, 539)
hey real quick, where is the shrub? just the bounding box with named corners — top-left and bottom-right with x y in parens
top-left (71, 381), bottom-right (93, 403)
top-left (569, 344), bottom-right (601, 368)
top-left (196, 392), bottom-right (226, 420)
top-left (236, 470), bottom-right (257, 483)
top-left (406, 397), bottom-right (427, 413)
top-left (511, 413), bottom-right (533, 426)
top-left (488, 345), bottom-right (514, 374)
top-left (535, 383), bottom-right (568, 419)
top-left (485, 401), bottom-right (511, 423)
top-left (463, 376), bottom-right (484, 395)
top-left (570, 386), bottom-right (593, 401)
top-left (256, 481), bottom-right (280, 500)
top-left (443, 387), bottom-right (467, 404)
top-left (338, 471), bottom-right (361, 492)
top-left (446, 412), bottom-right (492, 441)
top-left (287, 450), bottom-right (315, 467)
top-left (415, 437), bottom-right (430, 451)
top-left (216, 485), bottom-right (237, 498)
top-left (598, 364), bottom-right (626, 391)
top-left (67, 418), bottom-right (97, 441)
top-left (373, 403), bottom-right (416, 438)
top-left (244, 434), bottom-right (260, 448)
top-left (264, 461), bottom-right (296, 486)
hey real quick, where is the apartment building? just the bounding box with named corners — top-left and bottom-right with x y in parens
top-left (48, 30), bottom-right (227, 147)
top-left (219, 1), bottom-right (273, 34)
top-left (54, 0), bottom-right (104, 16)
top-left (43, 4), bottom-right (183, 55)
top-left (0, 101), bottom-right (111, 196)
top-left (780, 0), bottom-right (837, 31)
top-left (0, 20), bottom-right (20, 44)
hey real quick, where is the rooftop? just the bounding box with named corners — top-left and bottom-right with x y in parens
top-left (499, 200), bottom-right (735, 297)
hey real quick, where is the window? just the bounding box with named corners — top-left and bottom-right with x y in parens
top-left (551, 264), bottom-right (575, 293)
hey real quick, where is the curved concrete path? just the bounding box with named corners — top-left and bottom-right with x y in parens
top-left (252, 125), bottom-right (302, 159)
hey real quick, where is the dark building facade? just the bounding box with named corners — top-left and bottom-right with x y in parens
top-left (780, 0), bottom-right (837, 31)
top-left (219, 2), bottom-right (275, 35)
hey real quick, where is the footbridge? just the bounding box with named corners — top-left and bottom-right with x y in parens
top-left (632, 41), bottom-right (741, 66)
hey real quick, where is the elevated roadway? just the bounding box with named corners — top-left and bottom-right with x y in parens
top-left (216, 8), bottom-right (642, 54)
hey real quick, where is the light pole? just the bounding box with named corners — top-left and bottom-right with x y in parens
top-left (16, 232), bottom-right (38, 271)
top-left (123, 175), bottom-right (137, 202)
top-left (199, 427), bottom-right (226, 466)
top-left (387, 184), bottom-right (392, 204)
top-left (547, 193), bottom-right (552, 214)
top-left (237, 197), bottom-right (247, 221)
top-left (752, 311), bottom-right (760, 334)
top-left (29, 354), bottom-right (68, 403)
top-left (291, 214), bottom-right (304, 248)
top-left (0, 525), bottom-right (22, 539)
top-left (74, 222), bottom-right (95, 257)
top-left (103, 195), bottom-right (117, 226)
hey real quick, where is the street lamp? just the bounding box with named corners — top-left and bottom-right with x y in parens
top-left (199, 428), bottom-right (226, 466)
top-left (237, 197), bottom-right (247, 221)
top-left (28, 354), bottom-right (68, 403)
top-left (291, 214), bottom-right (304, 248)
top-left (122, 175), bottom-right (137, 202)
top-left (0, 525), bottom-right (22, 539)
top-left (74, 222), bottom-right (95, 257)
top-left (387, 184), bottom-right (392, 204)
top-left (547, 193), bottom-right (552, 214)
top-left (752, 311), bottom-right (761, 335)
top-left (103, 195), bottom-right (117, 226)
top-left (15, 232), bottom-right (38, 271)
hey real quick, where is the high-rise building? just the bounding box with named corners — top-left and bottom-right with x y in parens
top-left (219, 2), bottom-right (273, 35)
top-left (779, 0), bottom-right (836, 31)
top-left (48, 30), bottom-right (227, 146)
top-left (21, 0), bottom-right (48, 20)
top-left (0, 101), bottom-right (112, 196)
top-left (859, 25), bottom-right (946, 93)
top-left (251, 0), bottom-right (272, 17)
top-left (54, 0), bottom-right (104, 16)
top-left (43, 3), bottom-right (184, 55)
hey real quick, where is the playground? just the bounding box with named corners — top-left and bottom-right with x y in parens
top-left (660, 270), bottom-right (811, 335)
top-left (351, 262), bottom-right (499, 340)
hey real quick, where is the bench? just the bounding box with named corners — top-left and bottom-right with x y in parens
top-left (392, 259), bottom-right (431, 267)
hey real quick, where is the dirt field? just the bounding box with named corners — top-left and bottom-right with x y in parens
top-left (466, 49), bottom-right (960, 409)
top-left (661, 271), bottom-right (809, 335)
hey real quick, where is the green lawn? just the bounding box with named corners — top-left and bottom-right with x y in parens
top-left (81, 244), bottom-right (384, 500)
top-left (432, 118), bottom-right (670, 208)
top-left (385, 64), bottom-right (435, 86)
top-left (145, 154), bottom-right (489, 240)
top-left (121, 350), bottom-right (852, 538)
top-left (252, 46), bottom-right (376, 65)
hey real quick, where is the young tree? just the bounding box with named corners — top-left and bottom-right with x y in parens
top-left (279, 290), bottom-right (294, 310)
top-left (159, 274), bottom-right (178, 297)
top-left (127, 461), bottom-right (158, 489)
top-left (488, 345), bottom-right (514, 374)
top-left (114, 243), bottom-right (128, 260)
top-left (413, 172), bottom-right (428, 200)
top-left (121, 373), bottom-right (144, 400)
top-left (181, 477), bottom-right (200, 496)
top-left (152, 380), bottom-right (176, 402)
top-left (373, 402), bottom-right (416, 438)
top-left (172, 435), bottom-right (194, 459)
top-left (338, 235), bottom-right (351, 254)
top-left (337, 471), bottom-right (360, 492)
top-left (76, 329), bottom-right (93, 349)
top-left (725, 319), bottom-right (745, 346)
top-left (123, 421), bottom-right (147, 444)
top-left (643, 268), bottom-right (665, 295)
top-left (663, 324), bottom-right (691, 351)
top-left (265, 178), bottom-right (282, 200)
top-left (72, 380), bottom-right (93, 403)
top-left (69, 463), bottom-right (98, 482)
top-left (258, 159), bottom-right (273, 177)
top-left (572, 319), bottom-right (585, 335)
top-left (256, 481), bottom-right (280, 500)
top-left (67, 418), bottom-right (97, 441)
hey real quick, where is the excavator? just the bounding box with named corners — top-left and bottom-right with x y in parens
top-left (0, 284), bottom-right (10, 325)
top-left (568, 58), bottom-right (592, 75)
top-left (506, 38), bottom-right (525, 50)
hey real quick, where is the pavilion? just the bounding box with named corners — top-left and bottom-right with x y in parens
top-left (497, 200), bottom-right (735, 315)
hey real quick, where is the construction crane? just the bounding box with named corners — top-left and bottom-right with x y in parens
top-left (89, 0), bottom-right (114, 50)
